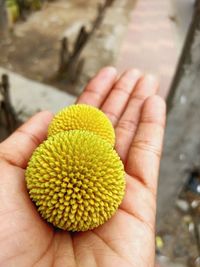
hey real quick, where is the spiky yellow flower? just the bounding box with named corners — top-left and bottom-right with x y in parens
top-left (26, 130), bottom-right (125, 231)
top-left (48, 104), bottom-right (115, 146)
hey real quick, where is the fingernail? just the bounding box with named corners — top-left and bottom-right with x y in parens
top-left (128, 69), bottom-right (142, 78)
top-left (144, 74), bottom-right (159, 84)
top-left (100, 66), bottom-right (117, 77)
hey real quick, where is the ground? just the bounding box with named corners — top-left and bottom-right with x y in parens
top-left (0, 0), bottom-right (134, 95)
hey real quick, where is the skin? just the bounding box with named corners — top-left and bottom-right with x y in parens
top-left (0, 67), bottom-right (166, 267)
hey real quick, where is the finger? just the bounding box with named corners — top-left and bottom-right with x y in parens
top-left (0, 111), bottom-right (53, 169)
top-left (115, 75), bottom-right (159, 162)
top-left (76, 66), bottom-right (117, 107)
top-left (126, 95), bottom-right (166, 194)
top-left (101, 69), bottom-right (142, 126)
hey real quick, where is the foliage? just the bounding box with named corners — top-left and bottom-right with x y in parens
top-left (6, 0), bottom-right (44, 23)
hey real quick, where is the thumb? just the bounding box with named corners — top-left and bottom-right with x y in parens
top-left (0, 111), bottom-right (53, 169)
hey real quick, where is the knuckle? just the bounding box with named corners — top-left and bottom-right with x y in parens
top-left (118, 119), bottom-right (137, 132)
top-left (133, 140), bottom-right (161, 158)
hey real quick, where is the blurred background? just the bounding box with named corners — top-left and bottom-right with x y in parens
top-left (0, 0), bottom-right (199, 266)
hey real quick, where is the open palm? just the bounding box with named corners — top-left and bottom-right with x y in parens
top-left (0, 67), bottom-right (166, 267)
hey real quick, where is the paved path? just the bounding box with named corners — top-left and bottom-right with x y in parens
top-left (116, 0), bottom-right (193, 99)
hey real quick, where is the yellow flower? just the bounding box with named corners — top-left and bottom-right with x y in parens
top-left (26, 131), bottom-right (125, 231)
top-left (48, 104), bottom-right (115, 146)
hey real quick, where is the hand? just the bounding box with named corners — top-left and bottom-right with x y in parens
top-left (0, 67), bottom-right (166, 267)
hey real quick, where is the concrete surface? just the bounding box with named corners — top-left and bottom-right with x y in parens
top-left (157, 5), bottom-right (200, 266)
top-left (116, 0), bottom-right (195, 99)
top-left (170, 0), bottom-right (195, 46)
top-left (0, 67), bottom-right (76, 121)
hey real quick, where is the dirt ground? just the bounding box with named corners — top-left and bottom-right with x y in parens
top-left (0, 0), bottom-right (134, 95)
top-left (156, 206), bottom-right (200, 266)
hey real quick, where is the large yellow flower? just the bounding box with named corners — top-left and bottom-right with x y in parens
top-left (26, 131), bottom-right (125, 232)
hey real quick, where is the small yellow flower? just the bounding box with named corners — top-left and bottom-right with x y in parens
top-left (48, 104), bottom-right (115, 146)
